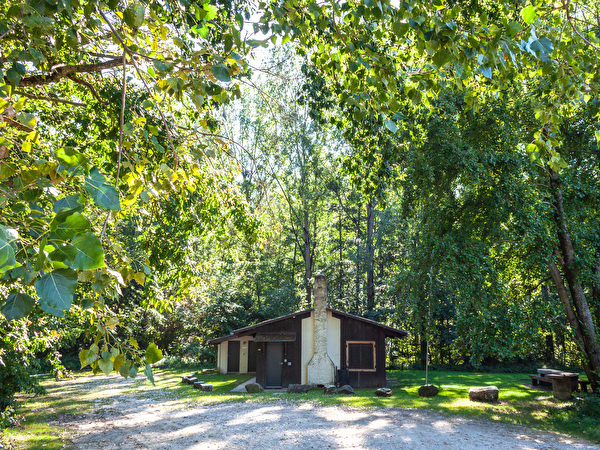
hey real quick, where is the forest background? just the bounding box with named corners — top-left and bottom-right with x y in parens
top-left (1, 0), bottom-right (600, 412)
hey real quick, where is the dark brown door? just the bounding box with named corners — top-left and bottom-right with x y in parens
top-left (228, 341), bottom-right (240, 372)
top-left (265, 343), bottom-right (283, 387)
top-left (248, 341), bottom-right (257, 372)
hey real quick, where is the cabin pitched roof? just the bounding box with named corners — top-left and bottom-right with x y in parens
top-left (206, 308), bottom-right (408, 345)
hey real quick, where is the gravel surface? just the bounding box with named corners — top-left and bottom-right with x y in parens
top-left (55, 376), bottom-right (599, 449)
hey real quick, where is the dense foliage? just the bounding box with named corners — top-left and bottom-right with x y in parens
top-left (1, 0), bottom-right (600, 411)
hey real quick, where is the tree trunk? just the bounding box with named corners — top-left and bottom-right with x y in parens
top-left (593, 243), bottom-right (600, 328)
top-left (303, 209), bottom-right (312, 307)
top-left (355, 206), bottom-right (362, 311)
top-left (548, 169), bottom-right (600, 390)
top-left (292, 241), bottom-right (297, 285)
top-left (365, 199), bottom-right (375, 312)
top-left (339, 206), bottom-right (344, 302)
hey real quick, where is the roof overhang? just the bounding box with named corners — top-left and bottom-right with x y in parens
top-left (206, 307), bottom-right (408, 345)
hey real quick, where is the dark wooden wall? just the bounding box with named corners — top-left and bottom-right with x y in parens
top-left (335, 313), bottom-right (387, 388)
top-left (253, 313), bottom-right (309, 387)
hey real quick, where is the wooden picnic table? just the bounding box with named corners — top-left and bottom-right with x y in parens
top-left (529, 369), bottom-right (583, 399)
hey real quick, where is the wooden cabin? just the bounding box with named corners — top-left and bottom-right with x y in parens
top-left (207, 275), bottom-right (408, 388)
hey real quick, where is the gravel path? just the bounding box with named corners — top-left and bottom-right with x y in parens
top-left (55, 376), bottom-right (598, 449)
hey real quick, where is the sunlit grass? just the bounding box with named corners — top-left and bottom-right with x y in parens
top-left (4, 368), bottom-right (598, 447)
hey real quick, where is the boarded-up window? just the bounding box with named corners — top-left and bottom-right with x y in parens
top-left (346, 341), bottom-right (375, 371)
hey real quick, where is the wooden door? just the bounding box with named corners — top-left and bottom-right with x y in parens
top-left (227, 341), bottom-right (240, 373)
top-left (248, 341), bottom-right (257, 372)
top-left (265, 343), bottom-right (283, 387)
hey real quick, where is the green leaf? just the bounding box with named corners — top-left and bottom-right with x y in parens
top-left (0, 226), bottom-right (18, 274)
top-left (521, 5), bottom-right (538, 25)
top-left (383, 119), bottom-right (397, 133)
top-left (203, 3), bottom-right (217, 21)
top-left (50, 212), bottom-right (91, 241)
top-left (1, 293), bottom-right (35, 320)
top-left (144, 363), bottom-right (155, 385)
top-left (80, 297), bottom-right (94, 309)
top-left (16, 112), bottom-right (36, 129)
top-left (479, 66), bottom-right (492, 79)
top-left (48, 244), bottom-right (78, 266)
top-left (123, 3), bottom-right (145, 28)
top-left (525, 143), bottom-right (538, 154)
top-left (53, 195), bottom-right (83, 213)
top-left (71, 232), bottom-right (105, 270)
top-left (119, 360), bottom-right (133, 378)
top-left (79, 345), bottom-right (99, 369)
top-left (432, 49), bottom-right (451, 69)
top-left (506, 21), bottom-right (523, 37)
top-left (84, 167), bottom-right (121, 211)
top-left (145, 343), bottom-right (163, 364)
top-left (211, 64), bottom-right (231, 82)
top-left (393, 21), bottom-right (410, 36)
top-left (56, 147), bottom-right (86, 167)
top-left (98, 357), bottom-right (114, 375)
top-left (35, 269), bottom-right (78, 317)
top-left (113, 354), bottom-right (125, 372)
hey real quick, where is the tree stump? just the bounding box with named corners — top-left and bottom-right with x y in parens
top-left (418, 384), bottom-right (439, 397)
top-left (468, 386), bottom-right (499, 403)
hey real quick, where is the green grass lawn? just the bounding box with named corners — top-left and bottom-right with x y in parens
top-left (3, 368), bottom-right (598, 448)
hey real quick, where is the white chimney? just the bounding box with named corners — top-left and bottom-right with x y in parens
top-left (306, 274), bottom-right (335, 385)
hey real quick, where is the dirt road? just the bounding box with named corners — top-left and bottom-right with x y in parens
top-left (54, 375), bottom-right (598, 449)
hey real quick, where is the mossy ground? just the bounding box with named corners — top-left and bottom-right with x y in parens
top-left (3, 369), bottom-right (597, 448)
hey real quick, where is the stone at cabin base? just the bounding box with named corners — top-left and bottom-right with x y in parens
top-left (337, 385), bottom-right (355, 395)
top-left (245, 383), bottom-right (264, 393)
top-left (418, 384), bottom-right (439, 397)
top-left (323, 385), bottom-right (337, 395)
top-left (375, 387), bottom-right (393, 397)
top-left (468, 386), bottom-right (499, 402)
top-left (287, 384), bottom-right (312, 393)
top-left (201, 384), bottom-right (213, 392)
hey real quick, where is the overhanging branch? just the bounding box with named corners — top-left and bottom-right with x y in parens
top-left (14, 58), bottom-right (123, 87)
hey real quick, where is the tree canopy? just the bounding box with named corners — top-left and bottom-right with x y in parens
top-left (1, 0), bottom-right (600, 393)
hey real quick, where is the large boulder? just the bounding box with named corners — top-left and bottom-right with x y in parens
top-left (287, 384), bottom-right (312, 393)
top-left (323, 385), bottom-right (337, 395)
top-left (337, 385), bottom-right (355, 395)
top-left (245, 383), bottom-right (264, 393)
top-left (193, 381), bottom-right (203, 389)
top-left (375, 388), bottom-right (393, 397)
top-left (186, 377), bottom-right (198, 385)
top-left (468, 386), bottom-right (499, 403)
top-left (418, 384), bottom-right (439, 397)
